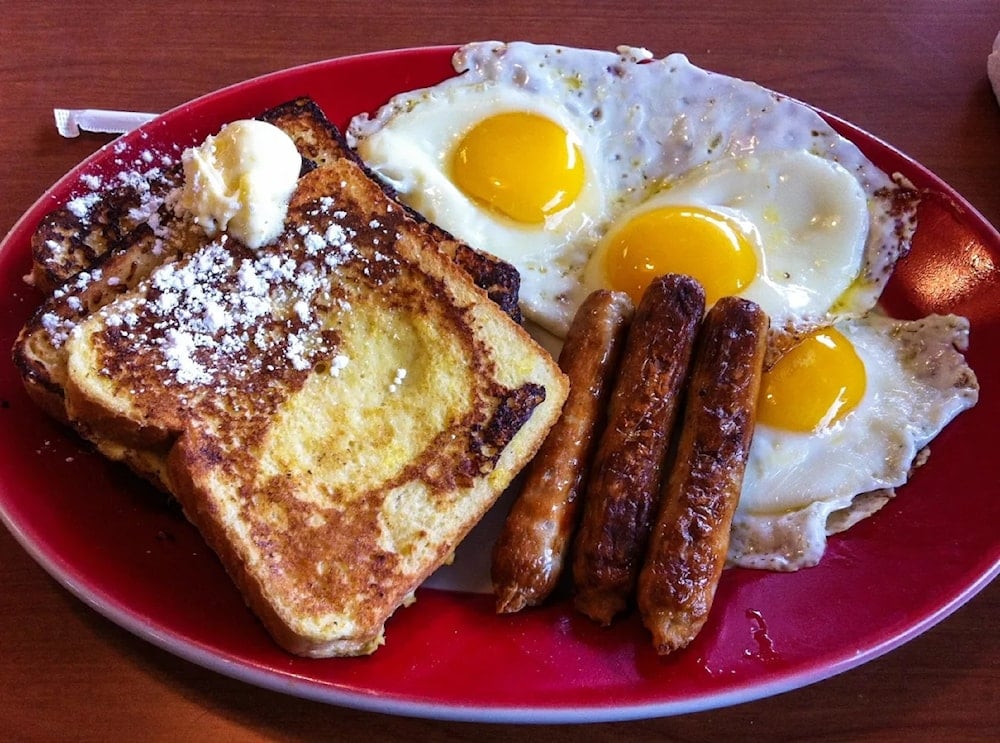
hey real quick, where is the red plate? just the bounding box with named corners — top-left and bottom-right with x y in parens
top-left (1, 46), bottom-right (997, 723)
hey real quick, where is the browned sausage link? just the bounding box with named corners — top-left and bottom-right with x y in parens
top-left (637, 296), bottom-right (768, 654)
top-left (491, 290), bottom-right (634, 613)
top-left (572, 274), bottom-right (705, 625)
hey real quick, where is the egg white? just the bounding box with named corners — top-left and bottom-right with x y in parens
top-left (583, 150), bottom-right (873, 331)
top-left (728, 312), bottom-right (979, 571)
top-left (349, 42), bottom-right (919, 338)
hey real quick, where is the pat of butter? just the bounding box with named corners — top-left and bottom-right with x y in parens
top-left (178, 119), bottom-right (301, 249)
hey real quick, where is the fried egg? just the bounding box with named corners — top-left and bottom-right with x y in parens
top-left (582, 150), bottom-right (871, 331)
top-left (349, 42), bottom-right (918, 337)
top-left (728, 312), bottom-right (980, 571)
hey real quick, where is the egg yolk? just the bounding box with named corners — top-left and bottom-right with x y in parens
top-left (757, 327), bottom-right (867, 433)
top-left (450, 112), bottom-right (584, 224)
top-left (600, 205), bottom-right (758, 306)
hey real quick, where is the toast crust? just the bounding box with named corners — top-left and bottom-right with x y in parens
top-left (61, 157), bottom-right (567, 656)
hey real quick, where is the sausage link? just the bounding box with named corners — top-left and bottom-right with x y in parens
top-left (637, 296), bottom-right (768, 654)
top-left (572, 274), bottom-right (705, 625)
top-left (491, 290), bottom-right (634, 613)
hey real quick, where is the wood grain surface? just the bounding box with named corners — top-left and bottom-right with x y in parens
top-left (1, 1), bottom-right (997, 740)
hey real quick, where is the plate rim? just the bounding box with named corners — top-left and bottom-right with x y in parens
top-left (1, 44), bottom-right (997, 724)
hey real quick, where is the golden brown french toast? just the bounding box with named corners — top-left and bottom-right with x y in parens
top-left (15, 220), bottom-right (202, 490)
top-left (16, 99), bottom-right (329, 451)
top-left (15, 98), bottom-right (522, 451)
top-left (60, 156), bottom-right (568, 656)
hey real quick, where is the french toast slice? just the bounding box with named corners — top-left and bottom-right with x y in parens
top-left (16, 100), bottom-right (333, 485)
top-left (14, 98), bottom-right (523, 468)
top-left (15, 221), bottom-right (202, 489)
top-left (61, 156), bottom-right (568, 656)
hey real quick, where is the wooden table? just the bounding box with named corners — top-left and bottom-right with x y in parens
top-left (2, 1), bottom-right (997, 740)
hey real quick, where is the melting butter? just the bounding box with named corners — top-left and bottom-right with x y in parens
top-left (178, 119), bottom-right (301, 249)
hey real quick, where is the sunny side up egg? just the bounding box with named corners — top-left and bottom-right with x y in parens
top-left (347, 41), bottom-right (919, 339)
top-left (583, 150), bottom-right (871, 321)
top-left (729, 312), bottom-right (979, 571)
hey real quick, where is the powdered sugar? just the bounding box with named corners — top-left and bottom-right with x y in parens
top-left (41, 311), bottom-right (72, 348)
top-left (42, 268), bottom-right (105, 348)
top-left (162, 326), bottom-right (211, 385)
top-left (388, 367), bottom-right (407, 393)
top-left (63, 147), bottom-right (180, 227)
top-left (330, 353), bottom-right (350, 377)
top-left (97, 192), bottom-right (402, 392)
top-left (66, 193), bottom-right (102, 220)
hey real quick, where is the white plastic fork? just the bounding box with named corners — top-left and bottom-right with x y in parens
top-left (53, 108), bottom-right (158, 138)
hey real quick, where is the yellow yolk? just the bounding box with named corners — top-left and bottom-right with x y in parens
top-left (600, 205), bottom-right (758, 306)
top-left (758, 327), bottom-right (867, 432)
top-left (450, 112), bottom-right (584, 224)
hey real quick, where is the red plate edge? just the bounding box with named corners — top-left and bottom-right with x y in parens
top-left (0, 45), bottom-right (998, 724)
